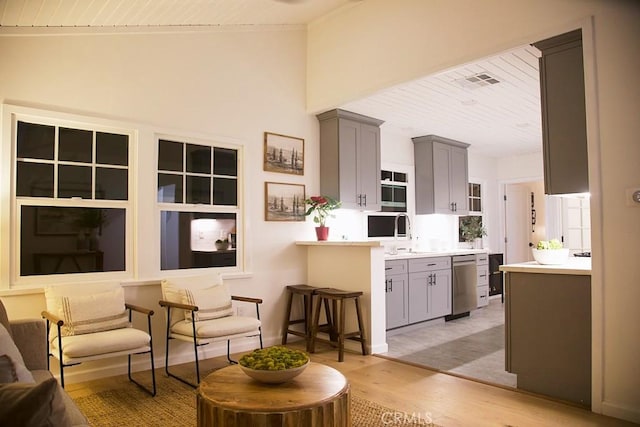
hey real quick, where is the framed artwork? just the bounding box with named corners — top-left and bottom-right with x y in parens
top-left (263, 132), bottom-right (304, 175)
top-left (265, 182), bottom-right (306, 222)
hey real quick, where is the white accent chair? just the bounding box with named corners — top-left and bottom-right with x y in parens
top-left (41, 283), bottom-right (156, 396)
top-left (159, 274), bottom-right (263, 387)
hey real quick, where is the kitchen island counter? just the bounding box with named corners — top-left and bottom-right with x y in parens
top-left (500, 257), bottom-right (591, 275)
top-left (502, 257), bottom-right (592, 406)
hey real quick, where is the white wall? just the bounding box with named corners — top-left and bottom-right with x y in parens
top-left (307, 0), bottom-right (640, 422)
top-left (0, 28), bottom-right (321, 379)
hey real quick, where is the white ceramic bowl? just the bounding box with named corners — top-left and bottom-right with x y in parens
top-left (240, 360), bottom-right (309, 384)
top-left (531, 248), bottom-right (570, 265)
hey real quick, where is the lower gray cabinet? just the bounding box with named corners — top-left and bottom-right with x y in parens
top-left (408, 269), bottom-right (452, 323)
top-left (385, 273), bottom-right (408, 329)
top-left (385, 259), bottom-right (408, 330)
top-left (407, 256), bottom-right (452, 323)
top-left (386, 257), bottom-right (452, 329)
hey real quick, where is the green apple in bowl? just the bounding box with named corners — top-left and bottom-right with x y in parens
top-left (532, 239), bottom-right (570, 265)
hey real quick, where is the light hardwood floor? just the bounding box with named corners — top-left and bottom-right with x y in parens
top-left (66, 343), bottom-right (633, 427)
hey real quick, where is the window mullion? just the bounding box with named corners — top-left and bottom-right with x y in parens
top-left (53, 125), bottom-right (59, 199)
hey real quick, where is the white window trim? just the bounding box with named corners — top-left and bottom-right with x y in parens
top-left (155, 133), bottom-right (245, 275)
top-left (2, 104), bottom-right (137, 289)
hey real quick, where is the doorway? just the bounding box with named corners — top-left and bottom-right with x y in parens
top-left (503, 181), bottom-right (545, 264)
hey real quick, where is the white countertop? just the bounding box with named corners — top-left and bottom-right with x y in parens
top-left (500, 257), bottom-right (591, 275)
top-left (384, 248), bottom-right (488, 260)
top-left (295, 240), bottom-right (383, 247)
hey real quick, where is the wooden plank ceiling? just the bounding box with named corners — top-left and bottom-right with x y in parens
top-left (1, 0), bottom-right (542, 158)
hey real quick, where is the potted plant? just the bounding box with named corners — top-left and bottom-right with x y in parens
top-left (304, 195), bottom-right (341, 241)
top-left (459, 216), bottom-right (487, 249)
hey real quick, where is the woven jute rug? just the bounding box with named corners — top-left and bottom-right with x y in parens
top-left (73, 374), bottom-right (436, 426)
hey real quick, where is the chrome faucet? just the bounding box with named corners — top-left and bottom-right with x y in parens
top-left (393, 213), bottom-right (412, 253)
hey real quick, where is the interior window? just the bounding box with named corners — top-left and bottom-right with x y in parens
top-left (157, 137), bottom-right (240, 271)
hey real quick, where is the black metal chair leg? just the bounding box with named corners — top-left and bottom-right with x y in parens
top-left (128, 312), bottom-right (157, 396)
top-left (164, 308), bottom-right (201, 388)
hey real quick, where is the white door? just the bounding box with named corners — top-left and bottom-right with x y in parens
top-left (505, 184), bottom-right (532, 264)
top-left (562, 197), bottom-right (591, 253)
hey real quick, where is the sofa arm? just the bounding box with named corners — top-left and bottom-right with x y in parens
top-left (10, 319), bottom-right (48, 371)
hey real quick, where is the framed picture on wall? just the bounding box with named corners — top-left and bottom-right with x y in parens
top-left (265, 182), bottom-right (306, 222)
top-left (263, 132), bottom-right (304, 175)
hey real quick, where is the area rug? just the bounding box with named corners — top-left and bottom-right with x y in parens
top-left (73, 375), bottom-right (435, 426)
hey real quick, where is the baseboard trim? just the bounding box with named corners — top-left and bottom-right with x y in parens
top-left (602, 400), bottom-right (640, 424)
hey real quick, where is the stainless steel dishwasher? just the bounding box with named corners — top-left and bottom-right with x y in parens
top-left (445, 254), bottom-right (478, 321)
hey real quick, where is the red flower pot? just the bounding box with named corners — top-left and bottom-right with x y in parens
top-left (315, 226), bottom-right (329, 241)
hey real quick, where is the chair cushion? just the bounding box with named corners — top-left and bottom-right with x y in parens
top-left (0, 378), bottom-right (72, 427)
top-left (0, 323), bottom-right (34, 383)
top-left (55, 327), bottom-right (150, 360)
top-left (182, 286), bottom-right (233, 322)
top-left (171, 315), bottom-right (260, 339)
top-left (45, 284), bottom-right (129, 337)
top-left (161, 273), bottom-right (229, 323)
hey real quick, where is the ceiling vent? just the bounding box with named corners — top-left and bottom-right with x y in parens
top-left (455, 72), bottom-right (501, 89)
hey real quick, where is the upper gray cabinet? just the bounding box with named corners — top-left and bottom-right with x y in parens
top-left (317, 109), bottom-right (384, 210)
top-left (413, 135), bottom-right (469, 215)
top-left (534, 29), bottom-right (589, 195)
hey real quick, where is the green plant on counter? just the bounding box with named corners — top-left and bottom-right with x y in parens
top-left (459, 216), bottom-right (487, 242)
top-left (304, 195), bottom-right (341, 227)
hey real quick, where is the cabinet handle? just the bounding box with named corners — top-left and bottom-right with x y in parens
top-left (363, 194), bottom-right (367, 207)
top-left (389, 278), bottom-right (393, 292)
top-left (385, 267), bottom-right (392, 270)
top-left (480, 274), bottom-right (487, 278)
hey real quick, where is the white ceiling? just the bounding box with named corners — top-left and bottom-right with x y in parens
top-left (343, 45), bottom-right (543, 158)
top-left (0, 0), bottom-right (543, 158)
top-left (0, 0), bottom-right (358, 27)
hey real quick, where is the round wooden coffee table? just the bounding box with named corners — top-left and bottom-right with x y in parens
top-left (197, 362), bottom-right (350, 427)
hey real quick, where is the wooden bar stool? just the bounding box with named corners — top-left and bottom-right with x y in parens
top-left (281, 284), bottom-right (329, 351)
top-left (310, 288), bottom-right (368, 362)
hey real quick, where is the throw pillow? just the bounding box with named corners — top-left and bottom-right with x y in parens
top-left (0, 378), bottom-right (72, 427)
top-left (161, 273), bottom-right (226, 323)
top-left (0, 323), bottom-right (34, 383)
top-left (46, 287), bottom-right (129, 336)
top-left (182, 285), bottom-right (233, 321)
top-left (0, 355), bottom-right (18, 383)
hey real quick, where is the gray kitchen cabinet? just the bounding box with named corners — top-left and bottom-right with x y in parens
top-left (412, 135), bottom-right (469, 215)
top-left (408, 257), bottom-right (452, 323)
top-left (476, 253), bottom-right (489, 308)
top-left (385, 259), bottom-right (408, 330)
top-left (534, 29), bottom-right (589, 195)
top-left (317, 109), bottom-right (384, 210)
